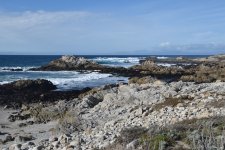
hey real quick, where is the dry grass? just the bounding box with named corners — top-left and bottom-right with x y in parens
top-left (56, 110), bottom-right (81, 134)
top-left (29, 104), bottom-right (67, 123)
top-left (128, 76), bottom-right (156, 85)
top-left (101, 116), bottom-right (225, 150)
top-left (207, 99), bottom-right (225, 108)
top-left (153, 96), bottom-right (193, 111)
top-left (29, 104), bottom-right (82, 134)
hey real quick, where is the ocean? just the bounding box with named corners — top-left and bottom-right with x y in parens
top-left (0, 55), bottom-right (208, 90)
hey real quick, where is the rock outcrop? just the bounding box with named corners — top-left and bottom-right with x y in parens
top-left (194, 54), bottom-right (225, 62)
top-left (10, 79), bottom-right (56, 92)
top-left (30, 55), bottom-right (144, 77)
top-left (0, 79), bottom-right (91, 107)
top-left (180, 62), bottom-right (225, 83)
top-left (31, 55), bottom-right (104, 71)
top-left (133, 55), bottom-right (225, 83)
top-left (131, 59), bottom-right (190, 81)
top-left (0, 79), bottom-right (56, 94)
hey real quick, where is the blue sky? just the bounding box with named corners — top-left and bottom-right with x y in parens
top-left (0, 0), bottom-right (225, 55)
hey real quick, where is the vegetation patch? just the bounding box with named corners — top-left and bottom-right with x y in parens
top-left (28, 104), bottom-right (81, 134)
top-left (153, 96), bottom-right (193, 111)
top-left (128, 76), bottom-right (156, 85)
top-left (207, 99), bottom-right (225, 108)
top-left (101, 116), bottom-right (225, 150)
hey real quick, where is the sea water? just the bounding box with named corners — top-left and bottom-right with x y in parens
top-left (0, 55), bottom-right (207, 90)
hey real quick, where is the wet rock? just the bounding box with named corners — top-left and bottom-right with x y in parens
top-left (0, 79), bottom-right (91, 107)
top-left (2, 68), bottom-right (23, 72)
top-left (11, 79), bottom-right (56, 91)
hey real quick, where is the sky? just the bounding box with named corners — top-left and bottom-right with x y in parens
top-left (0, 0), bottom-right (225, 55)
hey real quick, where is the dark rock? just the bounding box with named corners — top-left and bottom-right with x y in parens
top-left (18, 123), bottom-right (27, 127)
top-left (27, 121), bottom-right (34, 125)
top-left (10, 68), bottom-right (23, 71)
top-left (0, 79), bottom-right (90, 107)
top-left (10, 79), bottom-right (56, 92)
top-left (15, 134), bottom-right (34, 142)
top-left (8, 114), bottom-right (30, 122)
top-left (2, 68), bottom-right (23, 71)
top-left (3, 135), bottom-right (14, 143)
top-left (0, 125), bottom-right (9, 129)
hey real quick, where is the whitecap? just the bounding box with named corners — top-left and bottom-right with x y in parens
top-left (157, 63), bottom-right (176, 67)
top-left (156, 56), bottom-right (169, 59)
top-left (0, 66), bottom-right (36, 72)
top-left (0, 81), bottom-right (11, 85)
top-left (91, 57), bottom-right (145, 68)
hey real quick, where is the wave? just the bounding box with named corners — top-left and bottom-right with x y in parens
top-left (0, 81), bottom-right (11, 85)
top-left (0, 71), bottom-right (113, 89)
top-left (91, 57), bottom-right (144, 68)
top-left (157, 63), bottom-right (195, 67)
top-left (0, 66), bottom-right (36, 72)
top-left (48, 72), bottom-right (117, 90)
top-left (49, 72), bottom-right (110, 84)
top-left (92, 57), bottom-right (143, 64)
top-left (157, 63), bottom-right (177, 67)
top-left (156, 56), bottom-right (169, 59)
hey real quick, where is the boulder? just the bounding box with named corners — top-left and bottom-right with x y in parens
top-left (11, 79), bottom-right (56, 92)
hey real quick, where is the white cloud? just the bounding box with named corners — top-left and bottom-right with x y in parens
top-left (0, 10), bottom-right (98, 54)
top-left (0, 10), bottom-right (92, 29)
top-left (159, 42), bottom-right (171, 47)
top-left (0, 9), bottom-right (224, 55)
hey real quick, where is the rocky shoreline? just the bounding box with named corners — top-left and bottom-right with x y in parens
top-left (28, 55), bottom-right (225, 83)
top-left (1, 54), bottom-right (225, 150)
